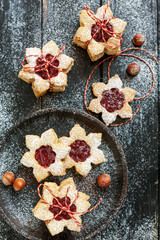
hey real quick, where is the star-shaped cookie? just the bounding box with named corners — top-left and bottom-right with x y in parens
top-left (59, 124), bottom-right (106, 177)
top-left (88, 74), bottom-right (137, 126)
top-left (20, 129), bottom-right (70, 182)
top-left (74, 4), bottom-right (127, 61)
top-left (32, 177), bottom-right (91, 236)
top-left (18, 40), bottom-right (74, 98)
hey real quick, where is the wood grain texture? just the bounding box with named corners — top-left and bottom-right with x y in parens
top-left (0, 0), bottom-right (159, 239)
top-left (0, 0), bottom-right (42, 136)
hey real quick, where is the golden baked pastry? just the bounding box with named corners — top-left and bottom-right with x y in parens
top-left (59, 124), bottom-right (106, 176)
top-left (74, 4), bottom-right (127, 61)
top-left (20, 129), bottom-right (70, 182)
top-left (18, 40), bottom-right (74, 98)
top-left (33, 177), bottom-right (91, 236)
top-left (88, 74), bottom-right (137, 126)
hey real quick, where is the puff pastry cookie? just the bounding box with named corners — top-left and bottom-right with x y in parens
top-left (33, 177), bottom-right (91, 236)
top-left (74, 4), bottom-right (127, 61)
top-left (18, 40), bottom-right (74, 98)
top-left (59, 124), bottom-right (106, 177)
top-left (20, 129), bottom-right (70, 182)
top-left (88, 74), bottom-right (137, 126)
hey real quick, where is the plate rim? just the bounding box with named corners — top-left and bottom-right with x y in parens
top-left (0, 107), bottom-right (128, 240)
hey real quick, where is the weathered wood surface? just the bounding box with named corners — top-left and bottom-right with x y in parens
top-left (0, 0), bottom-right (159, 239)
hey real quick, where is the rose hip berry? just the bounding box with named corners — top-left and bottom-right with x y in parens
top-left (127, 63), bottom-right (140, 76)
top-left (133, 34), bottom-right (145, 47)
top-left (97, 174), bottom-right (111, 188)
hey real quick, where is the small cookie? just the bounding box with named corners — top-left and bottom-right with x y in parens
top-left (74, 4), bottom-right (127, 61)
top-left (59, 124), bottom-right (106, 177)
top-left (32, 177), bottom-right (91, 236)
top-left (88, 74), bottom-right (137, 126)
top-left (20, 129), bottom-right (70, 182)
top-left (18, 40), bottom-right (74, 98)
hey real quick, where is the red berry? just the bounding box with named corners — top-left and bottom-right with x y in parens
top-left (133, 34), bottom-right (145, 46)
top-left (127, 63), bottom-right (140, 76)
top-left (97, 174), bottom-right (111, 188)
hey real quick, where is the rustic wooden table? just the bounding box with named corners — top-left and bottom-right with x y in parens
top-left (0, 0), bottom-right (159, 239)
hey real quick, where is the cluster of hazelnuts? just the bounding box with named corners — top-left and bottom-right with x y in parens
top-left (2, 172), bottom-right (25, 191)
top-left (2, 171), bottom-right (111, 190)
top-left (127, 33), bottom-right (145, 76)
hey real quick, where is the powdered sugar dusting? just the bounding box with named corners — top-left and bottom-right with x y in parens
top-left (0, 0), bottom-right (158, 239)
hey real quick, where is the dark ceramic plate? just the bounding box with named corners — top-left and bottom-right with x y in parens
top-left (0, 108), bottom-right (127, 240)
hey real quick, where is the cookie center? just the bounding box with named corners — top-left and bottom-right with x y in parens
top-left (35, 54), bottom-right (59, 79)
top-left (91, 21), bottom-right (113, 43)
top-left (35, 145), bottom-right (56, 168)
top-left (49, 197), bottom-right (77, 221)
top-left (69, 140), bottom-right (91, 163)
top-left (100, 88), bottom-right (125, 112)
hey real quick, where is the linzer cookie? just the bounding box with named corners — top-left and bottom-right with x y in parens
top-left (74, 3), bottom-right (127, 61)
top-left (18, 40), bottom-right (74, 98)
top-left (20, 129), bottom-right (70, 182)
top-left (88, 74), bottom-right (137, 126)
top-left (33, 177), bottom-right (102, 236)
top-left (59, 124), bottom-right (106, 177)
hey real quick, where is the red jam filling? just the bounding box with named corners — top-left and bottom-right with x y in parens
top-left (35, 145), bottom-right (56, 168)
top-left (91, 21), bottom-right (113, 43)
top-left (100, 88), bottom-right (125, 113)
top-left (69, 140), bottom-right (91, 163)
top-left (35, 54), bottom-right (59, 79)
top-left (49, 196), bottom-right (77, 221)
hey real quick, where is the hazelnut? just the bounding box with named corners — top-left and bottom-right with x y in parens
top-left (97, 174), bottom-right (111, 188)
top-left (127, 63), bottom-right (140, 76)
top-left (13, 178), bottom-right (25, 191)
top-left (2, 172), bottom-right (15, 186)
top-left (133, 34), bottom-right (145, 46)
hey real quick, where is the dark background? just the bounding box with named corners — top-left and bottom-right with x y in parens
top-left (0, 0), bottom-right (159, 239)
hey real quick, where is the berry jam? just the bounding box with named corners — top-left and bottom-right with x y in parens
top-left (49, 196), bottom-right (77, 221)
top-left (91, 21), bottom-right (113, 43)
top-left (100, 88), bottom-right (124, 113)
top-left (35, 54), bottom-right (59, 79)
top-left (35, 145), bottom-right (56, 168)
top-left (69, 140), bottom-right (91, 163)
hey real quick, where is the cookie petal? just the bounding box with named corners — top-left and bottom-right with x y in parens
top-left (92, 82), bottom-right (106, 97)
top-left (87, 40), bottom-right (105, 62)
top-left (122, 87), bottom-right (137, 102)
top-left (79, 10), bottom-right (95, 27)
top-left (107, 74), bottom-right (123, 89)
top-left (74, 26), bottom-right (91, 49)
top-left (91, 149), bottom-right (106, 164)
top-left (75, 161), bottom-right (92, 177)
top-left (32, 201), bottom-right (52, 221)
top-left (26, 47), bottom-right (41, 66)
top-left (20, 151), bottom-right (35, 167)
top-left (69, 124), bottom-right (86, 139)
top-left (110, 18), bottom-right (127, 35)
top-left (104, 37), bottom-right (121, 56)
top-left (41, 129), bottom-right (58, 145)
top-left (32, 76), bottom-right (50, 98)
top-left (118, 103), bottom-right (132, 119)
top-left (25, 135), bottom-right (41, 151)
top-left (33, 166), bottom-right (50, 182)
top-left (50, 72), bottom-right (67, 87)
top-left (88, 98), bottom-right (102, 114)
top-left (42, 40), bottom-right (59, 56)
top-left (58, 54), bottom-right (74, 72)
top-left (49, 161), bottom-right (66, 176)
top-left (101, 110), bottom-right (117, 126)
top-left (96, 4), bottom-right (113, 21)
top-left (86, 133), bottom-right (102, 147)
